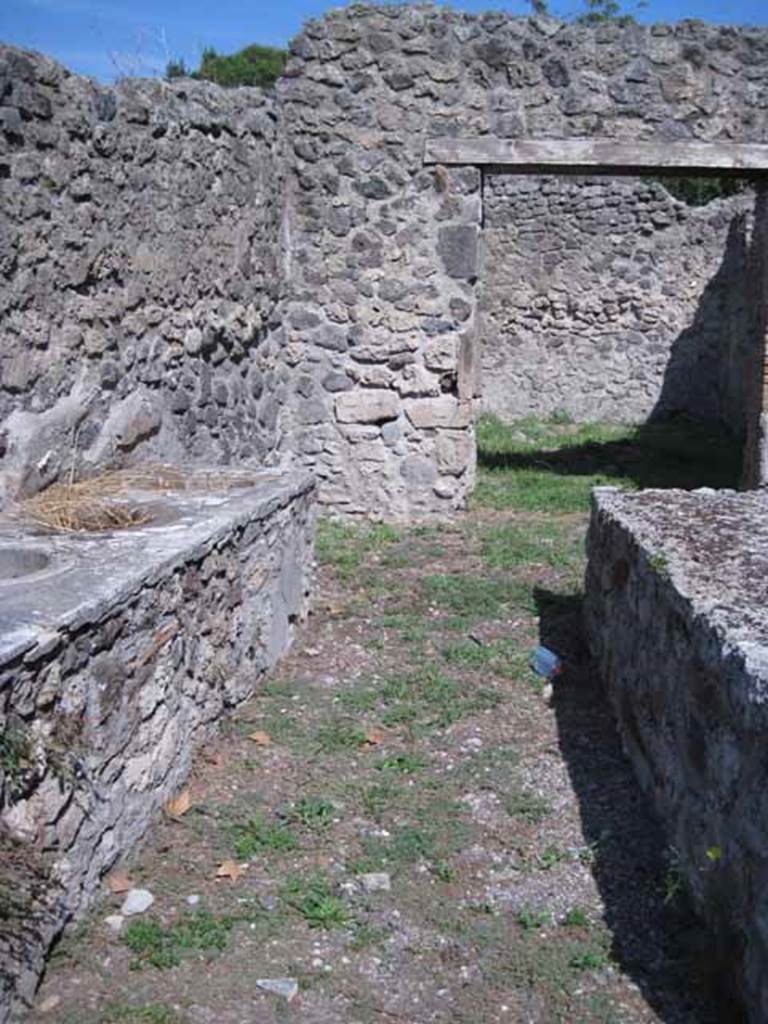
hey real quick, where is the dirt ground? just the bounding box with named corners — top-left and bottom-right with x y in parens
top-left (27, 418), bottom-right (739, 1024)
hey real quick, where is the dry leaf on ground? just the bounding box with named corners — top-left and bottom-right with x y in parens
top-left (106, 871), bottom-right (132, 894)
top-left (247, 730), bottom-right (272, 746)
top-left (164, 788), bottom-right (192, 819)
top-left (215, 859), bottom-right (244, 882)
top-left (364, 725), bottom-right (388, 746)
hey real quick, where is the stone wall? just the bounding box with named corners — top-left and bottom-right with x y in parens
top-left (3, 9), bottom-right (768, 517)
top-left (585, 486), bottom-right (768, 1022)
top-left (0, 472), bottom-right (314, 1021)
top-left (0, 45), bottom-right (285, 505)
top-left (277, 7), bottom-right (768, 515)
top-left (743, 187), bottom-right (768, 487)
top-left (480, 174), bottom-right (755, 428)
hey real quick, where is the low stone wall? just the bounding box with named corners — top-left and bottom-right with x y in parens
top-left (480, 175), bottom-right (754, 427)
top-left (585, 486), bottom-right (768, 1021)
top-left (0, 471), bottom-right (314, 1021)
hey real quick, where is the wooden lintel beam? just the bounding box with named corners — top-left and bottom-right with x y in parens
top-left (423, 138), bottom-right (768, 177)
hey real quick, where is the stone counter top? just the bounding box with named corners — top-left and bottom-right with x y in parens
top-left (591, 486), bottom-right (768, 700)
top-left (0, 470), bottom-right (314, 668)
top-left (586, 486), bottom-right (768, 1020)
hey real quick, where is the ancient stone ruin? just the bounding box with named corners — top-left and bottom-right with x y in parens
top-left (2, 5), bottom-right (768, 1021)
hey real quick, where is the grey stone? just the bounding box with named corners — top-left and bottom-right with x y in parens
top-left (120, 889), bottom-right (155, 916)
top-left (256, 979), bottom-right (300, 1002)
top-left (403, 396), bottom-right (472, 429)
top-left (400, 456), bottom-right (437, 487)
top-left (360, 872), bottom-right (391, 892)
top-left (335, 390), bottom-right (399, 424)
top-left (437, 226), bottom-right (479, 280)
top-left (322, 372), bottom-right (353, 393)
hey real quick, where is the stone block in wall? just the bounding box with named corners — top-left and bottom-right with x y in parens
top-left (437, 225), bottom-right (479, 280)
top-left (403, 396), bottom-right (472, 429)
top-left (435, 432), bottom-right (474, 476)
top-left (335, 390), bottom-right (400, 424)
top-left (424, 336), bottom-right (459, 372)
top-left (400, 454), bottom-right (437, 488)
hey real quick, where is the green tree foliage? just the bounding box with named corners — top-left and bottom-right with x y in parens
top-left (576, 0), bottom-right (626, 24)
top-left (652, 176), bottom-right (749, 206)
top-left (165, 43), bottom-right (287, 89)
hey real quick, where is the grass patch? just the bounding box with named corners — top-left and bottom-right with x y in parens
top-left (505, 788), bottom-right (551, 825)
top-left (375, 752), bottom-right (428, 774)
top-left (348, 923), bottom-right (388, 951)
top-left (98, 1006), bottom-right (180, 1024)
top-left (423, 573), bottom-right (534, 622)
top-left (441, 638), bottom-right (529, 680)
top-left (280, 874), bottom-right (349, 930)
top-left (378, 663), bottom-right (502, 730)
top-left (563, 905), bottom-right (589, 928)
top-left (473, 413), bottom-right (740, 514)
top-left (123, 912), bottom-right (233, 970)
top-left (289, 796), bottom-right (335, 830)
top-left (352, 797), bottom-right (467, 877)
top-left (378, 611), bottom-right (429, 644)
top-left (316, 519), bottom-right (401, 582)
top-left (538, 844), bottom-right (570, 870)
top-left (477, 519), bottom-right (581, 573)
top-left (231, 814), bottom-right (298, 858)
top-left (314, 716), bottom-right (368, 753)
top-left (475, 917), bottom-right (613, 1018)
top-left (341, 662), bottom-right (502, 734)
top-left (361, 779), bottom-right (402, 820)
top-left (516, 905), bottom-right (552, 931)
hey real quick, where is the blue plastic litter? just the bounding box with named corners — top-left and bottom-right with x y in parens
top-left (529, 646), bottom-right (562, 679)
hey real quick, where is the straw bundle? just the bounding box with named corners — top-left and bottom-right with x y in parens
top-left (18, 464), bottom-right (264, 533)
top-left (21, 479), bottom-right (152, 534)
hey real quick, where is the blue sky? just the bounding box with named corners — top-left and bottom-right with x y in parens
top-left (2, 0), bottom-right (767, 82)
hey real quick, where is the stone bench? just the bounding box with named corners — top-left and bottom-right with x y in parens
top-left (0, 470), bottom-right (315, 1021)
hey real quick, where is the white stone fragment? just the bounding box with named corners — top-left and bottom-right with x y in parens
top-left (360, 872), bottom-right (391, 892)
top-left (104, 914), bottom-right (124, 934)
top-left (120, 888), bottom-right (154, 916)
top-left (256, 978), bottom-right (300, 1002)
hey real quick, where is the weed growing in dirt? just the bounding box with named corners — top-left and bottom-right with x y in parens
top-left (374, 753), bottom-right (427, 774)
top-left (505, 788), bottom-right (551, 825)
top-left (563, 905), bottom-right (589, 927)
top-left (361, 779), bottom-right (402, 819)
top-left (516, 906), bottom-right (552, 930)
top-left (290, 796), bottom-right (335, 830)
top-left (123, 912), bottom-right (232, 970)
top-left (280, 874), bottom-right (349, 929)
top-left (231, 814), bottom-right (298, 858)
top-left (314, 716), bottom-right (367, 752)
top-left (348, 923), bottom-right (388, 951)
top-left (0, 727), bottom-right (32, 787)
top-left (99, 1003), bottom-right (180, 1019)
top-left (78, 1005), bottom-right (181, 1024)
top-left (538, 844), bottom-right (570, 870)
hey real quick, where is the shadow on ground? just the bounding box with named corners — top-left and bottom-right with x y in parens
top-left (535, 586), bottom-right (747, 1024)
top-left (479, 417), bottom-right (742, 491)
